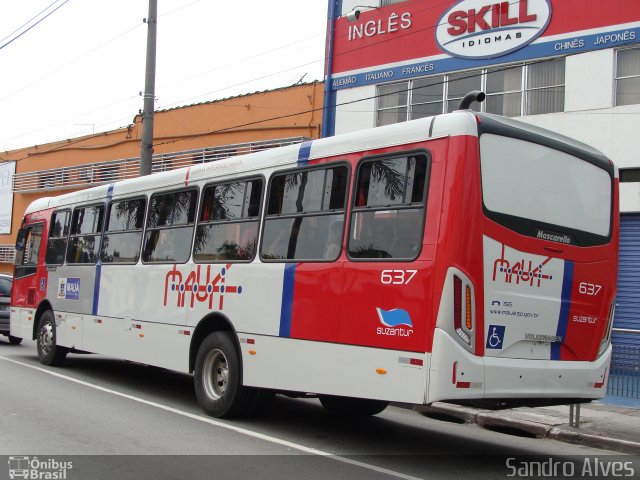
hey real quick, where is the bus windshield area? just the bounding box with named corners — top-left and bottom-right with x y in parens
top-left (480, 134), bottom-right (612, 245)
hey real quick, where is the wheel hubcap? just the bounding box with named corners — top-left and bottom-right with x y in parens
top-left (202, 349), bottom-right (228, 400)
top-left (38, 321), bottom-right (53, 355)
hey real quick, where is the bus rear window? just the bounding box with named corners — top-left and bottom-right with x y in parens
top-left (480, 134), bottom-right (612, 244)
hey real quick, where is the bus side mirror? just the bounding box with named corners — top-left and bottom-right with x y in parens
top-left (15, 228), bottom-right (26, 251)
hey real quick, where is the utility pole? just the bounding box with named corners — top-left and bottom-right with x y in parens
top-left (139, 0), bottom-right (157, 176)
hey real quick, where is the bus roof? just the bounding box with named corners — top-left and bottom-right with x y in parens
top-left (23, 110), bottom-right (612, 215)
top-left (23, 111), bottom-right (478, 214)
top-left (475, 112), bottom-right (611, 171)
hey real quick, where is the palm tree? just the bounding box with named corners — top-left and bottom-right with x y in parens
top-left (216, 240), bottom-right (240, 260)
top-left (283, 172), bottom-right (307, 258)
top-left (113, 199), bottom-right (145, 230)
top-left (369, 160), bottom-right (406, 202)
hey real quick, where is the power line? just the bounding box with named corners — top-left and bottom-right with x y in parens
top-left (153, 71), bottom-right (504, 148)
top-left (75, 0), bottom-right (540, 128)
top-left (0, 0), bottom-right (63, 45)
top-left (0, 3), bottom-right (325, 149)
top-left (2, 41), bottom-right (625, 162)
top-left (1, 1), bottom-right (630, 157)
top-left (0, 23), bottom-right (141, 105)
top-left (0, 0), bottom-right (203, 106)
top-left (153, 0), bottom-right (455, 110)
top-left (0, 55), bottom-right (571, 162)
top-left (0, 0), bottom-right (70, 51)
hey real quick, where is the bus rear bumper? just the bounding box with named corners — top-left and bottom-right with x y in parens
top-left (427, 329), bottom-right (611, 405)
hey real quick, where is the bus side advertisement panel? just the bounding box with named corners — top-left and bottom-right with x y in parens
top-left (289, 261), bottom-right (435, 353)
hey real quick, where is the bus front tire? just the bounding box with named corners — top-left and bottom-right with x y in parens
top-left (36, 310), bottom-right (68, 366)
top-left (319, 395), bottom-right (389, 417)
top-left (194, 332), bottom-right (254, 418)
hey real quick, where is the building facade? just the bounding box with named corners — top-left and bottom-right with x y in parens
top-left (0, 82), bottom-right (324, 274)
top-left (323, 0), bottom-right (639, 348)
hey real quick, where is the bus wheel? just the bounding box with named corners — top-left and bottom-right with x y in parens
top-left (8, 336), bottom-right (22, 345)
top-left (319, 395), bottom-right (389, 417)
top-left (194, 332), bottom-right (253, 418)
top-left (36, 311), bottom-right (68, 366)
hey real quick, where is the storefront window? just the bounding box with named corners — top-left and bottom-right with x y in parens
top-left (525, 58), bottom-right (565, 115)
top-left (411, 76), bottom-right (443, 119)
top-left (446, 70), bottom-right (482, 112)
top-left (616, 48), bottom-right (640, 106)
top-left (486, 66), bottom-right (523, 117)
top-left (377, 82), bottom-right (409, 126)
top-left (374, 59), bottom-right (566, 126)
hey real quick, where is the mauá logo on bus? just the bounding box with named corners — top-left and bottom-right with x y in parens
top-left (435, 0), bottom-right (552, 59)
top-left (57, 278), bottom-right (80, 301)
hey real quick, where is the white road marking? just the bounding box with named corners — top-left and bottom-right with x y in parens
top-left (0, 355), bottom-right (422, 480)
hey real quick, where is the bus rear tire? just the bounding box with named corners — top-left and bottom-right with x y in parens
top-left (8, 335), bottom-right (22, 345)
top-left (36, 310), bottom-right (68, 366)
top-left (194, 332), bottom-right (254, 418)
top-left (319, 395), bottom-right (389, 417)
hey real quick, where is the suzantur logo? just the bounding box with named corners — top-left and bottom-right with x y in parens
top-left (435, 0), bottom-right (552, 59)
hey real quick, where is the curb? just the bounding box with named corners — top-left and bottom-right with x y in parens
top-left (475, 412), bottom-right (552, 438)
top-left (415, 403), bottom-right (640, 454)
top-left (414, 402), bottom-right (480, 424)
top-left (549, 428), bottom-right (640, 455)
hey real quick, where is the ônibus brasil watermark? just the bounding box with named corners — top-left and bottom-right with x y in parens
top-left (8, 456), bottom-right (73, 480)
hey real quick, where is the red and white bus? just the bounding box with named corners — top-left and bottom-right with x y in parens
top-left (10, 104), bottom-right (618, 418)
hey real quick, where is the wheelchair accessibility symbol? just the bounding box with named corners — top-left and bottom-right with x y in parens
top-left (486, 325), bottom-right (506, 350)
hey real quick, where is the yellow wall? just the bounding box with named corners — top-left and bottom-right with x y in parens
top-left (0, 82), bottom-right (324, 274)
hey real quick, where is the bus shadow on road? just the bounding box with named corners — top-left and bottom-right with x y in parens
top-left (62, 355), bottom-right (197, 407)
top-left (35, 352), bottom-right (554, 457)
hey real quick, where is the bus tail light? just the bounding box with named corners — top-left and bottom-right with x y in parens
top-left (465, 285), bottom-right (473, 331)
top-left (453, 274), bottom-right (474, 347)
top-left (598, 302), bottom-right (615, 357)
top-left (453, 276), bottom-right (462, 332)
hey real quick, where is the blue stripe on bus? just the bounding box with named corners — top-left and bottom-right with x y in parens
top-left (297, 141), bottom-right (312, 166)
top-left (91, 263), bottom-right (102, 316)
top-left (92, 183), bottom-right (114, 316)
top-left (279, 264), bottom-right (296, 337)
top-left (551, 260), bottom-right (574, 360)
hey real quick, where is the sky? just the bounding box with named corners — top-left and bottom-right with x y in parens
top-left (0, 1), bottom-right (329, 152)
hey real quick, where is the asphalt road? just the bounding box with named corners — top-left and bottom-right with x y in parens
top-left (0, 337), bottom-right (631, 480)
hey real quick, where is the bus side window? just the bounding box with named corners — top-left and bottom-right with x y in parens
top-left (45, 210), bottom-right (70, 265)
top-left (143, 189), bottom-right (197, 263)
top-left (66, 206), bottom-right (104, 265)
top-left (15, 224), bottom-right (44, 278)
top-left (260, 165), bottom-right (348, 262)
top-left (101, 198), bottom-right (146, 264)
top-left (194, 179), bottom-right (263, 262)
top-left (348, 153), bottom-right (428, 260)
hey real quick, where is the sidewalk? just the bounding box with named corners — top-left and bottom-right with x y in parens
top-left (415, 400), bottom-right (640, 454)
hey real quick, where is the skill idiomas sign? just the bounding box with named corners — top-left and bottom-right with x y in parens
top-left (436, 0), bottom-right (552, 59)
